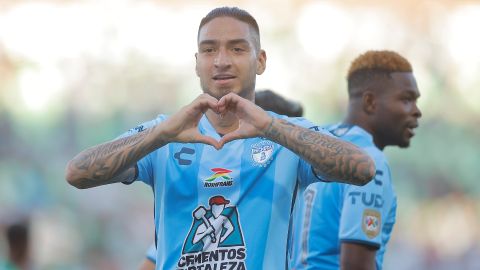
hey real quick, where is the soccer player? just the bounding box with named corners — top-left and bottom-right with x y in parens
top-left (65, 7), bottom-right (375, 269)
top-left (289, 50), bottom-right (422, 270)
top-left (136, 89), bottom-right (305, 270)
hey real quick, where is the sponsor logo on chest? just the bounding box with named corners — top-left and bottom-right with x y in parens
top-left (178, 195), bottom-right (247, 270)
top-left (203, 168), bottom-right (234, 188)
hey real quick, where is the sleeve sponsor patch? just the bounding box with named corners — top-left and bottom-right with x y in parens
top-left (362, 209), bottom-right (381, 239)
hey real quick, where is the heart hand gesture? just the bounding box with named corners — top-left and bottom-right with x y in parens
top-left (161, 93), bottom-right (223, 149)
top-left (217, 93), bottom-right (271, 148)
top-left (160, 93), bottom-right (271, 150)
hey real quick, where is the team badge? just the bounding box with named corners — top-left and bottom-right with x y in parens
top-left (178, 195), bottom-right (247, 270)
top-left (251, 140), bottom-right (274, 166)
top-left (362, 209), bottom-right (381, 239)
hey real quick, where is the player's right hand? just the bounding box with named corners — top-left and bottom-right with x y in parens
top-left (159, 93), bottom-right (221, 149)
top-left (216, 93), bottom-right (271, 148)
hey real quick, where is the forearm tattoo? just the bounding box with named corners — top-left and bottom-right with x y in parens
top-left (264, 118), bottom-right (374, 185)
top-left (70, 127), bottom-right (164, 185)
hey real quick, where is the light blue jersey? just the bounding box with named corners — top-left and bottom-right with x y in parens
top-left (122, 113), bottom-right (330, 270)
top-left (289, 124), bottom-right (397, 270)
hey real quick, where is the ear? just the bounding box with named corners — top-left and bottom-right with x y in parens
top-left (362, 90), bottom-right (376, 114)
top-left (256, 50), bottom-right (267, 75)
top-left (195, 52), bottom-right (199, 77)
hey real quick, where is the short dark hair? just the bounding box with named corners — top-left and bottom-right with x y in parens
top-left (198, 7), bottom-right (261, 50)
top-left (255, 90), bottom-right (303, 117)
top-left (347, 50), bottom-right (413, 97)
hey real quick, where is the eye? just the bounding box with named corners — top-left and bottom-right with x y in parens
top-left (401, 97), bottom-right (412, 103)
top-left (202, 47), bottom-right (215, 53)
top-left (233, 47), bottom-right (245, 52)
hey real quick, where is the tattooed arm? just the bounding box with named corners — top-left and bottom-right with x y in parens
top-left (217, 93), bottom-right (375, 186)
top-left (65, 94), bottom-right (221, 189)
top-left (65, 126), bottom-right (164, 189)
top-left (264, 117), bottom-right (374, 185)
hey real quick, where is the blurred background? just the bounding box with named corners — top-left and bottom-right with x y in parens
top-left (0, 0), bottom-right (479, 269)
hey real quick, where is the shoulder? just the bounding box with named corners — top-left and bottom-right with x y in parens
top-left (331, 126), bottom-right (394, 191)
top-left (130, 114), bottom-right (168, 133)
top-left (327, 124), bottom-right (387, 164)
top-left (117, 114), bottom-right (168, 139)
top-left (269, 111), bottom-right (327, 133)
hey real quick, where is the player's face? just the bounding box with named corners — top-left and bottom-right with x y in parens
top-left (196, 17), bottom-right (266, 100)
top-left (373, 72), bottom-right (422, 149)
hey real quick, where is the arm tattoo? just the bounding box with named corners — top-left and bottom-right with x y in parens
top-left (69, 127), bottom-right (165, 188)
top-left (264, 118), bottom-right (374, 185)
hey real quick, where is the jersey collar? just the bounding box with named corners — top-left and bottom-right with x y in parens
top-left (329, 123), bottom-right (374, 145)
top-left (199, 114), bottom-right (222, 141)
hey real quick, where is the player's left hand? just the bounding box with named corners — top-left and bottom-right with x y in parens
top-left (217, 93), bottom-right (272, 148)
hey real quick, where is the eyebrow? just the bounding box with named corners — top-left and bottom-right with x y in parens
top-left (228, 39), bottom-right (251, 46)
top-left (402, 89), bottom-right (421, 98)
top-left (198, 40), bottom-right (217, 47)
top-left (198, 39), bottom-right (251, 47)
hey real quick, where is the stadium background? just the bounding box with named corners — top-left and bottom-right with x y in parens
top-left (0, 0), bottom-right (479, 269)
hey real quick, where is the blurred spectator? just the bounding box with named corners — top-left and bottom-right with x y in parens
top-left (411, 190), bottom-right (480, 270)
top-left (1, 220), bottom-right (31, 270)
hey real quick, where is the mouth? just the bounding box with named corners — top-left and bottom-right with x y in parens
top-left (406, 123), bottom-right (419, 137)
top-left (212, 74), bottom-right (236, 83)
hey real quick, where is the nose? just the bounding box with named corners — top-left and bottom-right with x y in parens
top-left (413, 102), bottom-right (422, 118)
top-left (214, 48), bottom-right (232, 69)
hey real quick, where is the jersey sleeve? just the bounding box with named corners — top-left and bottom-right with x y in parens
top-left (115, 115), bottom-right (167, 139)
top-left (146, 243), bottom-right (157, 263)
top-left (116, 115), bottom-right (167, 186)
top-left (339, 158), bottom-right (391, 249)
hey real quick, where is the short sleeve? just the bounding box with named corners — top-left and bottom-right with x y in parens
top-left (136, 153), bottom-right (154, 186)
top-left (116, 115), bottom-right (167, 186)
top-left (116, 115), bottom-right (167, 139)
top-left (339, 160), bottom-right (391, 248)
top-left (146, 243), bottom-right (157, 263)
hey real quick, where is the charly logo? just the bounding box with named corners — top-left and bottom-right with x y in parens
top-left (178, 196), bottom-right (247, 270)
top-left (251, 140), bottom-right (274, 167)
top-left (203, 168), bottom-right (234, 188)
top-left (174, 147), bottom-right (195, 165)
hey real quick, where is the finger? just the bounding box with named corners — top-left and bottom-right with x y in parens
top-left (218, 130), bottom-right (245, 148)
top-left (195, 95), bottom-right (219, 114)
top-left (194, 134), bottom-right (221, 150)
top-left (217, 93), bottom-right (239, 114)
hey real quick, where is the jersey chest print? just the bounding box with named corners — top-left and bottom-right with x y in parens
top-left (178, 195), bottom-right (247, 270)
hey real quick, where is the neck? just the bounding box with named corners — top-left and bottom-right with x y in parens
top-left (343, 107), bottom-right (385, 150)
top-left (343, 105), bottom-right (367, 130)
top-left (205, 109), bottom-right (239, 135)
